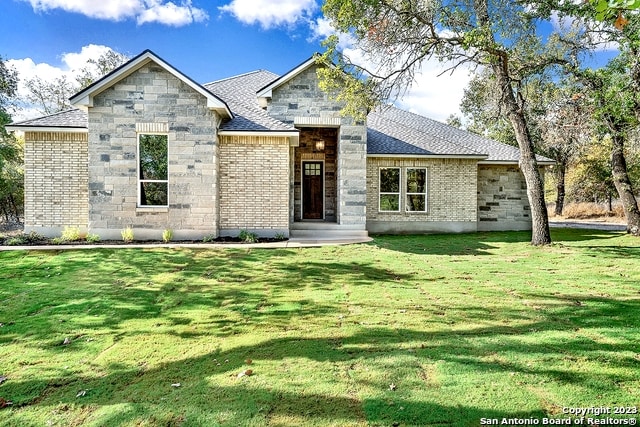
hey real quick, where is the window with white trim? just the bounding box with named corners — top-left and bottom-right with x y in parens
top-left (138, 134), bottom-right (168, 206)
top-left (406, 168), bottom-right (427, 212)
top-left (379, 167), bottom-right (400, 211)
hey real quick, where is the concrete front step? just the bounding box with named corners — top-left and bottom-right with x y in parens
top-left (289, 222), bottom-right (369, 239)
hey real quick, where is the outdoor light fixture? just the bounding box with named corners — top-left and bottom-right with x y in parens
top-left (315, 139), bottom-right (325, 151)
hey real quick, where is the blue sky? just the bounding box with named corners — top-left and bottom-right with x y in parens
top-left (0, 0), bottom-right (620, 122)
top-left (1, 0), bottom-right (476, 122)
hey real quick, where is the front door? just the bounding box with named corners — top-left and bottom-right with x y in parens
top-left (302, 161), bottom-right (324, 219)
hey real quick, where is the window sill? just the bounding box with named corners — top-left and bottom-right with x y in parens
top-left (136, 206), bottom-right (169, 213)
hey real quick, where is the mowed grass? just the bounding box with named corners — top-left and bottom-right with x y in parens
top-left (0, 229), bottom-right (639, 426)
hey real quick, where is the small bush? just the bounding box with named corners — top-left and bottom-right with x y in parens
top-left (274, 232), bottom-right (287, 241)
top-left (5, 236), bottom-right (26, 246)
top-left (51, 237), bottom-right (65, 245)
top-left (121, 227), bottom-right (134, 243)
top-left (239, 230), bottom-right (258, 243)
top-left (162, 229), bottom-right (173, 243)
top-left (86, 233), bottom-right (101, 243)
top-left (202, 234), bottom-right (216, 243)
top-left (61, 226), bottom-right (81, 242)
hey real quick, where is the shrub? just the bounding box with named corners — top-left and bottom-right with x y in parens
top-left (162, 229), bottom-right (173, 243)
top-left (5, 236), bottom-right (26, 246)
top-left (60, 226), bottom-right (81, 242)
top-left (86, 233), bottom-right (101, 243)
top-left (121, 227), bottom-right (134, 243)
top-left (239, 230), bottom-right (258, 243)
top-left (202, 234), bottom-right (216, 243)
top-left (274, 232), bottom-right (287, 241)
top-left (51, 237), bottom-right (65, 245)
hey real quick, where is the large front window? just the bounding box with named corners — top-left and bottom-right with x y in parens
top-left (138, 134), bottom-right (168, 206)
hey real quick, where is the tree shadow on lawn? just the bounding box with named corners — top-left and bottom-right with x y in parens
top-left (3, 292), bottom-right (638, 425)
top-left (0, 248), bottom-right (414, 345)
top-left (370, 228), bottom-right (626, 256)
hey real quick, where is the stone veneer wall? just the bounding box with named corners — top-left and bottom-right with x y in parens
top-left (294, 128), bottom-right (337, 221)
top-left (477, 164), bottom-right (531, 231)
top-left (267, 64), bottom-right (367, 228)
top-left (366, 157), bottom-right (478, 234)
top-left (23, 131), bottom-right (89, 236)
top-left (87, 61), bottom-right (220, 240)
top-left (219, 135), bottom-right (290, 237)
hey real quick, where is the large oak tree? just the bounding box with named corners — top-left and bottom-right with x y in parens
top-left (318, 0), bottom-right (584, 245)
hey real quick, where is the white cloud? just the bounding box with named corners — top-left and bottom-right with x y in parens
top-left (8, 44), bottom-right (118, 121)
top-left (20, 0), bottom-right (207, 26)
top-left (219, 0), bottom-right (317, 29)
top-left (395, 62), bottom-right (472, 122)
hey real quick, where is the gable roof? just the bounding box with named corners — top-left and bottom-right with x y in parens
top-left (204, 70), bottom-right (297, 134)
top-left (69, 49), bottom-right (232, 119)
top-left (6, 109), bottom-right (88, 133)
top-left (256, 56), bottom-right (319, 99)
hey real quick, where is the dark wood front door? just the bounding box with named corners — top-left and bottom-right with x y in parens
top-left (302, 161), bottom-right (324, 219)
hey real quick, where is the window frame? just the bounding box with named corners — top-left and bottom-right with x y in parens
top-left (378, 167), bottom-right (401, 212)
top-left (405, 167), bottom-right (428, 213)
top-left (137, 133), bottom-right (169, 208)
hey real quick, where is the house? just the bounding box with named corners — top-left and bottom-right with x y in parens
top-left (7, 50), bottom-right (552, 240)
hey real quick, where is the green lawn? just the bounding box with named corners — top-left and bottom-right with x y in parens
top-left (0, 229), bottom-right (639, 426)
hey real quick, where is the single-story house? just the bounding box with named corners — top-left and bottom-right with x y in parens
top-left (8, 49), bottom-right (552, 240)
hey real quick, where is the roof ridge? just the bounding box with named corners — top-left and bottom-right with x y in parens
top-left (203, 69), bottom-right (278, 86)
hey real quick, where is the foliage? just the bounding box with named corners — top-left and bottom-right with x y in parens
top-left (238, 229), bottom-right (258, 243)
top-left (274, 232), bottom-right (287, 241)
top-left (121, 226), bottom-right (134, 243)
top-left (0, 232), bottom-right (638, 425)
top-left (23, 49), bottom-right (128, 115)
top-left (162, 228), bottom-right (173, 243)
top-left (318, 0), bottom-right (585, 244)
top-left (591, 0), bottom-right (640, 28)
top-left (202, 234), bottom-right (216, 243)
top-left (60, 226), bottom-right (81, 242)
top-left (0, 57), bottom-right (22, 222)
top-left (86, 233), bottom-right (101, 243)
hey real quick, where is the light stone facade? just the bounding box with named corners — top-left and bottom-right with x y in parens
top-left (267, 65), bottom-right (367, 229)
top-left (366, 157), bottom-right (479, 234)
top-left (87, 62), bottom-right (221, 240)
top-left (23, 131), bottom-right (89, 235)
top-left (17, 54), bottom-right (538, 240)
top-left (477, 164), bottom-right (531, 231)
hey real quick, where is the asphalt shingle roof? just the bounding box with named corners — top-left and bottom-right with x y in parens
top-left (204, 70), bottom-right (296, 132)
top-left (10, 109), bottom-right (88, 128)
top-left (368, 105), bottom-right (553, 163)
top-left (8, 65), bottom-right (551, 164)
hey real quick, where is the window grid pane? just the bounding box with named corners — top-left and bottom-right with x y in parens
top-left (379, 168), bottom-right (401, 212)
top-left (139, 134), bottom-right (168, 207)
top-left (406, 168), bottom-right (427, 212)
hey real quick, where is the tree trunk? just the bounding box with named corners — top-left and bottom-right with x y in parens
top-left (474, 0), bottom-right (551, 245)
top-left (554, 161), bottom-right (566, 216)
top-left (492, 65), bottom-right (551, 245)
top-left (610, 133), bottom-right (640, 235)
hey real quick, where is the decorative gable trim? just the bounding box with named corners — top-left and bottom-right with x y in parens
top-left (257, 56), bottom-right (330, 100)
top-left (70, 49), bottom-right (232, 119)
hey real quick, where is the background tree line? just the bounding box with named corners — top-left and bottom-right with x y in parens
top-left (0, 49), bottom-right (128, 223)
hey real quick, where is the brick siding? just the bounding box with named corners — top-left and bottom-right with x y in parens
top-left (219, 135), bottom-right (289, 236)
top-left (23, 131), bottom-right (89, 235)
top-left (367, 157), bottom-right (478, 223)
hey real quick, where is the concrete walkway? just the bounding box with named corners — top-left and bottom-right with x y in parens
top-left (0, 236), bottom-right (374, 251)
top-left (549, 219), bottom-right (627, 232)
